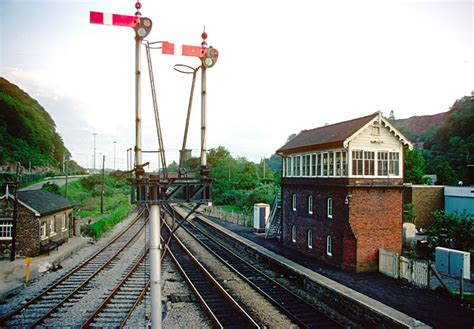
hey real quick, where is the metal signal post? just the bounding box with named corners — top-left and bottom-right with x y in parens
top-left (91, 4), bottom-right (218, 328)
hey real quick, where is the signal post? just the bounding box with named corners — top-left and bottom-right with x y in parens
top-left (90, 3), bottom-right (218, 328)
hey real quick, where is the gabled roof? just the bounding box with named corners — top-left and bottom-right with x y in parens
top-left (1, 189), bottom-right (73, 216)
top-left (277, 112), bottom-right (412, 155)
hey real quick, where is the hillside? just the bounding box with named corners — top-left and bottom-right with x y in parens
top-left (0, 77), bottom-right (69, 170)
top-left (393, 95), bottom-right (473, 182)
top-left (394, 112), bottom-right (448, 143)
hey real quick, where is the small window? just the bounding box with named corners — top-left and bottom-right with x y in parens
top-left (0, 220), bottom-right (13, 240)
top-left (61, 214), bottom-right (67, 230)
top-left (372, 125), bottom-right (380, 135)
top-left (327, 198), bottom-right (333, 219)
top-left (326, 235), bottom-right (332, 256)
top-left (49, 218), bottom-right (56, 235)
top-left (291, 225), bottom-right (296, 243)
top-left (307, 230), bottom-right (313, 249)
top-left (41, 222), bottom-right (47, 240)
top-left (292, 194), bottom-right (297, 211)
top-left (308, 196), bottom-right (313, 215)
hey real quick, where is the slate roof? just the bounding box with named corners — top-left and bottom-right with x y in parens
top-left (17, 190), bottom-right (73, 216)
top-left (277, 113), bottom-right (379, 154)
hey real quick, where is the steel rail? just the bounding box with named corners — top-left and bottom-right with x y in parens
top-left (81, 248), bottom-right (149, 328)
top-left (173, 205), bottom-right (340, 328)
top-left (162, 219), bottom-right (260, 329)
top-left (0, 208), bottom-right (148, 327)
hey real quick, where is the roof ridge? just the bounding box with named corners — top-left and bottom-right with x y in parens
top-left (301, 112), bottom-right (378, 133)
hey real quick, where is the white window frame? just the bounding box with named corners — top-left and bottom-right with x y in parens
top-left (326, 235), bottom-right (332, 256)
top-left (291, 225), bottom-right (296, 243)
top-left (364, 151), bottom-right (375, 176)
top-left (0, 219), bottom-right (13, 240)
top-left (308, 195), bottom-right (313, 215)
top-left (311, 154), bottom-right (316, 177)
top-left (292, 194), bottom-right (297, 211)
top-left (378, 151), bottom-right (389, 176)
top-left (327, 198), bottom-right (333, 219)
top-left (389, 152), bottom-right (400, 175)
top-left (307, 230), bottom-right (313, 249)
top-left (49, 217), bottom-right (56, 236)
top-left (61, 213), bottom-right (67, 231)
top-left (41, 222), bottom-right (47, 240)
top-left (352, 150), bottom-right (363, 176)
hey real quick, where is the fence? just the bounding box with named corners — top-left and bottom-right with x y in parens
top-left (379, 249), bottom-right (430, 288)
top-left (203, 207), bottom-right (252, 227)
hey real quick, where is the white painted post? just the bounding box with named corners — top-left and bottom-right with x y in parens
top-left (149, 204), bottom-right (161, 328)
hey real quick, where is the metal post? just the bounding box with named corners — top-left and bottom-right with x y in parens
top-left (10, 163), bottom-right (20, 262)
top-left (200, 64), bottom-right (207, 174)
top-left (65, 160), bottom-right (69, 199)
top-left (113, 141), bottom-right (117, 171)
top-left (149, 204), bottom-right (162, 329)
top-left (135, 34), bottom-right (142, 169)
top-left (93, 133), bottom-right (97, 173)
top-left (101, 155), bottom-right (105, 214)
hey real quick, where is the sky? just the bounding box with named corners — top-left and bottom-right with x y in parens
top-left (0, 0), bottom-right (473, 170)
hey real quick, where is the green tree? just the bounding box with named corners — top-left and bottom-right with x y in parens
top-left (404, 148), bottom-right (427, 184)
top-left (403, 203), bottom-right (416, 224)
top-left (427, 210), bottom-right (473, 251)
top-left (435, 161), bottom-right (457, 185)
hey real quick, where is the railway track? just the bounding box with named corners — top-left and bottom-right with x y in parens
top-left (167, 204), bottom-right (340, 328)
top-left (162, 218), bottom-right (260, 328)
top-left (81, 248), bottom-right (149, 328)
top-left (0, 208), bottom-right (148, 328)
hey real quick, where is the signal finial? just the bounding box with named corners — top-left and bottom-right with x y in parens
top-left (135, 1), bottom-right (142, 16)
top-left (201, 26), bottom-right (208, 46)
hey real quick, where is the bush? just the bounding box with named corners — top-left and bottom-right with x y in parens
top-left (41, 182), bottom-right (61, 195)
top-left (427, 210), bottom-right (473, 251)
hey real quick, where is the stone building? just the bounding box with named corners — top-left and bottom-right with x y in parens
top-left (277, 112), bottom-right (412, 272)
top-left (0, 189), bottom-right (73, 258)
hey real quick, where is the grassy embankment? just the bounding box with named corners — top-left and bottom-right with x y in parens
top-left (59, 174), bottom-right (132, 239)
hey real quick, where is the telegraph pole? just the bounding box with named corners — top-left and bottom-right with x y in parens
top-left (113, 141), bottom-right (117, 171)
top-left (10, 163), bottom-right (20, 262)
top-left (101, 155), bottom-right (105, 214)
top-left (93, 132), bottom-right (97, 173)
top-left (65, 159), bottom-right (69, 199)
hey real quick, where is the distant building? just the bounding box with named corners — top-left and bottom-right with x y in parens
top-left (277, 112), bottom-right (412, 272)
top-left (0, 189), bottom-right (73, 258)
top-left (444, 186), bottom-right (474, 217)
top-left (402, 184), bottom-right (444, 229)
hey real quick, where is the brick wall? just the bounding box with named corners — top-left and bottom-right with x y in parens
top-left (282, 178), bottom-right (403, 272)
top-left (348, 187), bottom-right (402, 272)
top-left (403, 185), bottom-right (443, 229)
top-left (281, 182), bottom-right (351, 269)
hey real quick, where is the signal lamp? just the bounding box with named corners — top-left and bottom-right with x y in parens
top-left (203, 47), bottom-right (218, 68)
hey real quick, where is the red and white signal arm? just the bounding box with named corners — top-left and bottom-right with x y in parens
top-left (90, 11), bottom-right (139, 27)
top-left (161, 42), bottom-right (206, 58)
top-left (162, 42), bottom-right (219, 67)
top-left (90, 11), bottom-right (152, 38)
